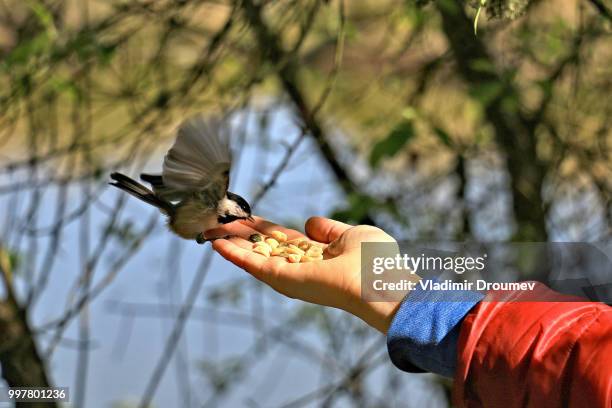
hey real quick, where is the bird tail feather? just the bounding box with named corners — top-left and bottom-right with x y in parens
top-left (109, 172), bottom-right (174, 215)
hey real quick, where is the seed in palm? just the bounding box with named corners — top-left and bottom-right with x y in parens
top-left (250, 230), bottom-right (324, 263)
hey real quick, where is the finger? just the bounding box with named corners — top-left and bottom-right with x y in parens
top-left (241, 216), bottom-right (305, 240)
top-left (212, 238), bottom-right (266, 276)
top-left (204, 222), bottom-right (260, 240)
top-left (226, 235), bottom-right (252, 250)
top-left (212, 238), bottom-right (286, 283)
top-left (305, 217), bottom-right (352, 244)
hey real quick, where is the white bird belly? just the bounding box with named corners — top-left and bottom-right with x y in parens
top-left (168, 200), bottom-right (219, 240)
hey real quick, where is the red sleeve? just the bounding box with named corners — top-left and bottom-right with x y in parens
top-left (453, 283), bottom-right (612, 408)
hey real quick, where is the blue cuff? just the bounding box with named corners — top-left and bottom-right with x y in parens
top-left (386, 280), bottom-right (483, 378)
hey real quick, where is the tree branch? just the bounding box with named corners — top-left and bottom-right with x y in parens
top-left (241, 0), bottom-right (377, 225)
top-left (587, 0), bottom-right (612, 22)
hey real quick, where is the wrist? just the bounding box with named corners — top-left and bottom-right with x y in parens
top-left (346, 276), bottom-right (421, 334)
top-left (361, 300), bottom-right (402, 334)
top-left (342, 290), bottom-right (401, 334)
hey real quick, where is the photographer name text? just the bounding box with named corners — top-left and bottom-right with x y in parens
top-left (372, 279), bottom-right (537, 291)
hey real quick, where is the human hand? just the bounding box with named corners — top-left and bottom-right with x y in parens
top-left (208, 216), bottom-right (414, 333)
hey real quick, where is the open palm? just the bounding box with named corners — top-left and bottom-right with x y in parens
top-left (208, 216), bottom-right (401, 333)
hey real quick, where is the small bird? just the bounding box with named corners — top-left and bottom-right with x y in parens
top-left (109, 114), bottom-right (253, 244)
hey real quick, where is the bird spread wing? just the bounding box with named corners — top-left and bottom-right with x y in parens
top-left (151, 114), bottom-right (232, 202)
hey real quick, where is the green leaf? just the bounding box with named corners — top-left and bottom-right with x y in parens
top-left (433, 127), bottom-right (453, 147)
top-left (369, 120), bottom-right (415, 167)
top-left (2, 33), bottom-right (50, 68)
top-left (401, 106), bottom-right (418, 120)
top-left (536, 79), bottom-right (553, 96)
top-left (469, 81), bottom-right (504, 106)
top-left (331, 193), bottom-right (409, 227)
top-left (26, 0), bottom-right (57, 38)
top-left (469, 58), bottom-right (496, 74)
top-left (436, 0), bottom-right (460, 14)
top-left (199, 357), bottom-right (245, 394)
top-left (331, 193), bottom-right (375, 224)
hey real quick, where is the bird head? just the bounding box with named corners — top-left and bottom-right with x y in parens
top-left (217, 192), bottom-right (253, 224)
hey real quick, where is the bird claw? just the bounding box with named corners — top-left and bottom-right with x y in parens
top-left (196, 233), bottom-right (234, 244)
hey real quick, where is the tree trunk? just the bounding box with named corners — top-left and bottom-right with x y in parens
top-left (435, 0), bottom-right (548, 241)
top-left (0, 302), bottom-right (56, 408)
top-left (0, 248), bottom-right (56, 408)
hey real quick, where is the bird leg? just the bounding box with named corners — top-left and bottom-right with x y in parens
top-left (195, 233), bottom-right (235, 244)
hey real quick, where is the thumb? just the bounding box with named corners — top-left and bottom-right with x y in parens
top-left (305, 216), bottom-right (352, 244)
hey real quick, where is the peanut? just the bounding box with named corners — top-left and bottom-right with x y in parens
top-left (253, 241), bottom-right (271, 251)
top-left (287, 238), bottom-right (305, 246)
top-left (271, 246), bottom-right (284, 256)
top-left (265, 238), bottom-right (279, 249)
top-left (270, 230), bottom-right (287, 242)
top-left (306, 246), bottom-right (323, 256)
top-left (249, 231), bottom-right (322, 263)
top-left (252, 245), bottom-right (270, 257)
top-left (285, 245), bottom-right (305, 255)
top-left (286, 254), bottom-right (301, 263)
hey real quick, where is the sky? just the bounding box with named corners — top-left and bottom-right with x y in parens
top-left (0, 108), bottom-right (448, 407)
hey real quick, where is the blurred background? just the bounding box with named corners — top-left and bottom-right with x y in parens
top-left (0, 0), bottom-right (610, 406)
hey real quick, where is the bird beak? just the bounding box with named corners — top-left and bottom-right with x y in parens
top-left (246, 215), bottom-right (255, 222)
